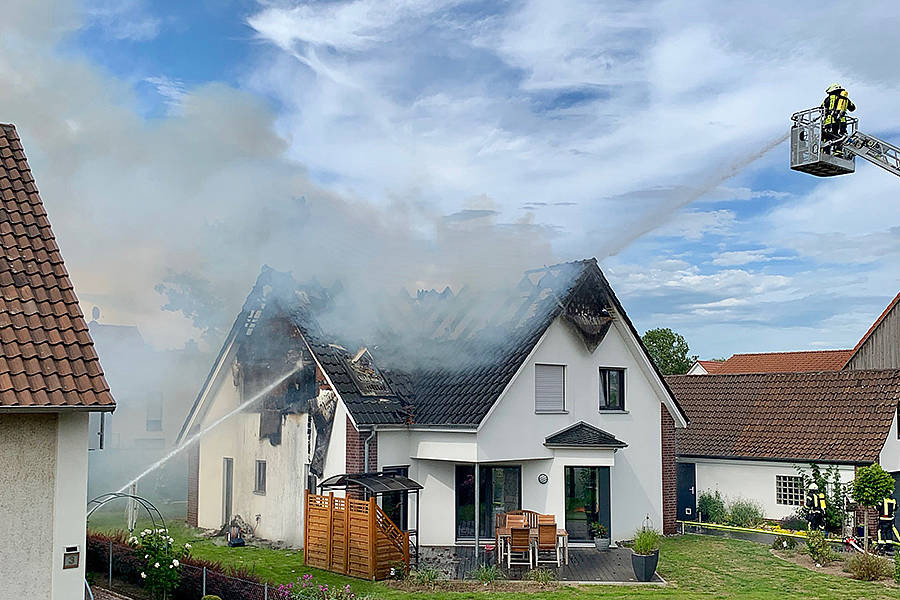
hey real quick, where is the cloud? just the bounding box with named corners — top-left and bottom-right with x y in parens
top-left (84, 0), bottom-right (162, 41)
top-left (144, 76), bottom-right (187, 110)
top-left (712, 249), bottom-right (778, 267)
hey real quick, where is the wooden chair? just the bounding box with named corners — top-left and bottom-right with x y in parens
top-left (534, 523), bottom-right (560, 567)
top-left (507, 514), bottom-right (527, 528)
top-left (507, 526), bottom-right (533, 568)
top-left (537, 514), bottom-right (556, 525)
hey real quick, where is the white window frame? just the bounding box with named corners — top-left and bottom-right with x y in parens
top-left (775, 474), bottom-right (804, 506)
top-left (535, 363), bottom-right (566, 413)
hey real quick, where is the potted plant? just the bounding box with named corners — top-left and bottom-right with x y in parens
top-left (630, 527), bottom-right (661, 582)
top-left (589, 522), bottom-right (610, 551)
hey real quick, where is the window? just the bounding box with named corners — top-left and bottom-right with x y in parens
top-left (599, 368), bottom-right (625, 410)
top-left (254, 460), bottom-right (267, 495)
top-left (455, 465), bottom-right (521, 539)
top-left (146, 395), bottom-right (163, 431)
top-left (535, 364), bottom-right (565, 412)
top-left (776, 475), bottom-right (804, 506)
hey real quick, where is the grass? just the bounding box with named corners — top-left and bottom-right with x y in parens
top-left (88, 510), bottom-right (900, 599)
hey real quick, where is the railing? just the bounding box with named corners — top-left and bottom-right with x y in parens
top-left (304, 491), bottom-right (409, 580)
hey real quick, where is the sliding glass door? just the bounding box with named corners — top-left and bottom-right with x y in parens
top-left (564, 466), bottom-right (610, 541)
top-left (455, 465), bottom-right (521, 539)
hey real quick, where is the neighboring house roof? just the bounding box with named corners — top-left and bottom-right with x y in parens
top-left (0, 124), bottom-right (114, 411)
top-left (667, 370), bottom-right (900, 464)
top-left (544, 421), bottom-right (627, 448)
top-left (688, 360), bottom-right (727, 375)
top-left (180, 259), bottom-right (687, 437)
top-left (706, 349), bottom-right (853, 374)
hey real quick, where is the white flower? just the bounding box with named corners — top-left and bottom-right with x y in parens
top-left (169, 564), bottom-right (174, 569)
top-left (184, 543), bottom-right (192, 549)
top-left (144, 554), bottom-right (149, 559)
top-left (154, 562), bottom-right (160, 568)
top-left (140, 572), bottom-right (146, 579)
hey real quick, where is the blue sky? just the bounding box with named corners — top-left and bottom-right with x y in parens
top-left (2, 0), bottom-right (899, 357)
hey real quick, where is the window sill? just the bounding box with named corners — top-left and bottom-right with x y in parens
top-left (599, 409), bottom-right (629, 414)
top-left (535, 410), bottom-right (569, 415)
top-left (253, 491), bottom-right (266, 496)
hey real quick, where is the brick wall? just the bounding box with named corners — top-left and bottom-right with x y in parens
top-left (661, 404), bottom-right (677, 535)
top-left (345, 416), bottom-right (377, 498)
top-left (186, 444), bottom-right (199, 527)
top-left (853, 465), bottom-right (881, 540)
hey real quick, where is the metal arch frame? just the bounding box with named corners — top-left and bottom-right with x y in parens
top-left (87, 492), bottom-right (168, 534)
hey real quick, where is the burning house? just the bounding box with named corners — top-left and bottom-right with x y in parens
top-left (178, 259), bottom-right (687, 550)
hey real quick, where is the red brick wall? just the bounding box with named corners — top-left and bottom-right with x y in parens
top-left (854, 465), bottom-right (880, 540)
top-left (661, 404), bottom-right (677, 535)
top-left (345, 416), bottom-right (377, 498)
top-left (186, 444), bottom-right (199, 527)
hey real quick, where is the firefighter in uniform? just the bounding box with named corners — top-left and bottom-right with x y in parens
top-left (805, 482), bottom-right (827, 531)
top-left (821, 83), bottom-right (856, 155)
top-left (876, 494), bottom-right (899, 551)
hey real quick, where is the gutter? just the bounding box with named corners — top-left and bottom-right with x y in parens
top-left (0, 405), bottom-right (116, 413)
top-left (363, 427), bottom-right (377, 473)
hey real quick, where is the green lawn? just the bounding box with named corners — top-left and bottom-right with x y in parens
top-left (88, 511), bottom-right (899, 599)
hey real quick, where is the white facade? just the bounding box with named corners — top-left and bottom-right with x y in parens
top-left (0, 411), bottom-right (92, 600)
top-left (683, 457), bottom-right (856, 520)
top-left (879, 412), bottom-right (900, 473)
top-left (191, 312), bottom-right (683, 548)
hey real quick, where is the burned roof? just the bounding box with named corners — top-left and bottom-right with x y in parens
top-left (188, 258), bottom-right (685, 429)
top-left (667, 369), bottom-right (900, 464)
top-left (0, 124), bottom-right (114, 411)
top-left (545, 421), bottom-right (627, 448)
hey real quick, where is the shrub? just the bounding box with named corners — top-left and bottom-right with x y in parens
top-left (852, 464), bottom-right (896, 548)
top-left (408, 566), bottom-right (443, 588)
top-left (589, 522), bottom-right (608, 538)
top-left (780, 511), bottom-right (807, 532)
top-left (697, 490), bottom-right (727, 524)
top-left (632, 528), bottom-right (661, 555)
top-left (846, 552), bottom-right (892, 581)
top-left (126, 528), bottom-right (192, 597)
top-left (727, 499), bottom-right (765, 529)
top-left (797, 464), bottom-right (851, 533)
top-left (805, 530), bottom-right (836, 565)
top-left (469, 564), bottom-right (504, 584)
top-left (523, 568), bottom-right (557, 585)
top-left (771, 535), bottom-right (797, 550)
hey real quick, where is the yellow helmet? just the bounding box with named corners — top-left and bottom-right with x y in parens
top-left (826, 83), bottom-right (843, 93)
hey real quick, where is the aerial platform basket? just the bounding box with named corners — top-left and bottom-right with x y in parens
top-left (790, 106), bottom-right (856, 177)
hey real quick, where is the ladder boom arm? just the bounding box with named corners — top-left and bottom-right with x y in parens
top-left (844, 131), bottom-right (900, 178)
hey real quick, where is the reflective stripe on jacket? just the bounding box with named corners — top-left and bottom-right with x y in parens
top-left (881, 497), bottom-right (897, 519)
top-left (822, 90), bottom-right (856, 124)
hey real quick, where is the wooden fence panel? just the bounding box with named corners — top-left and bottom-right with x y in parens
top-left (304, 491), bottom-right (409, 580)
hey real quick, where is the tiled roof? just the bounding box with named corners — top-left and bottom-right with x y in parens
top-left (696, 360), bottom-right (727, 374)
top-left (544, 421), bottom-right (627, 448)
top-left (710, 349), bottom-right (853, 374)
top-left (0, 124), bottom-right (114, 410)
top-left (667, 370), bottom-right (900, 464)
top-left (195, 260), bottom-right (686, 428)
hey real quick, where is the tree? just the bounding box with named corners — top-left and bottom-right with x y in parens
top-left (852, 463), bottom-right (895, 551)
top-left (642, 328), bottom-right (698, 375)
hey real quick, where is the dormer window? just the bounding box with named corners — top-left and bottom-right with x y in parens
top-left (599, 368), bottom-right (625, 411)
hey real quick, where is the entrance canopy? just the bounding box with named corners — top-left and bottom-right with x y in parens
top-left (318, 471), bottom-right (423, 495)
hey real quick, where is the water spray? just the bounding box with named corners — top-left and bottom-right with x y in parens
top-left (114, 359), bottom-right (305, 494)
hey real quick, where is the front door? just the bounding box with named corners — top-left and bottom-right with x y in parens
top-left (382, 466), bottom-right (409, 530)
top-left (222, 457), bottom-right (234, 526)
top-left (564, 466), bottom-right (611, 541)
top-left (677, 462), bottom-right (696, 521)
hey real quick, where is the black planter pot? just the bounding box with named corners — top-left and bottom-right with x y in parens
top-left (631, 549), bottom-right (659, 582)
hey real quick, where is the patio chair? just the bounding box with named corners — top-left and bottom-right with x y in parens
top-left (537, 514), bottom-right (555, 525)
top-left (507, 514), bottom-right (527, 528)
top-left (507, 526), bottom-right (533, 568)
top-left (534, 523), bottom-right (560, 567)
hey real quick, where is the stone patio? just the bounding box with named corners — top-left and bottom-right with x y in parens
top-left (419, 545), bottom-right (664, 583)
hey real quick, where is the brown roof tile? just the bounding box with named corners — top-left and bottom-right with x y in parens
top-left (710, 349), bottom-right (853, 374)
top-left (0, 124), bottom-right (113, 411)
top-left (667, 370), bottom-right (900, 464)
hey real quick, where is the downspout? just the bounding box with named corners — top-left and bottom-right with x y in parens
top-left (363, 427), bottom-right (377, 474)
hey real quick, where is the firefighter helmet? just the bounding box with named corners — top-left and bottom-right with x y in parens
top-left (826, 83), bottom-right (843, 93)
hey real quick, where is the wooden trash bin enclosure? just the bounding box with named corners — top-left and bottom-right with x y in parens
top-left (304, 491), bottom-right (409, 580)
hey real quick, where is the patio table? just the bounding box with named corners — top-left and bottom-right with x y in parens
top-left (495, 526), bottom-right (569, 565)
